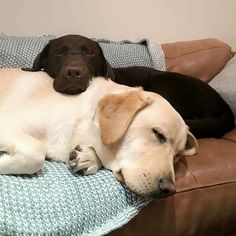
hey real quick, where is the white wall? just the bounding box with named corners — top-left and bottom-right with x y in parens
top-left (0, 0), bottom-right (235, 49)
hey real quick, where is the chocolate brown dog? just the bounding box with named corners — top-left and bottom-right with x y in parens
top-left (23, 34), bottom-right (235, 138)
top-left (24, 35), bottom-right (113, 95)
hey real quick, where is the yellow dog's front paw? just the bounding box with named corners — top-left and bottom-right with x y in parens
top-left (69, 145), bottom-right (101, 175)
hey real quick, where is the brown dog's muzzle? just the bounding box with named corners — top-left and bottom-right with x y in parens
top-left (54, 58), bottom-right (93, 95)
top-left (53, 77), bottom-right (88, 94)
top-left (63, 65), bottom-right (82, 81)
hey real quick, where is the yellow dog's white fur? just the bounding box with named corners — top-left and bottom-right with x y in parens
top-left (0, 68), bottom-right (197, 196)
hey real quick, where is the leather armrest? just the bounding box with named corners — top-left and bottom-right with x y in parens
top-left (162, 38), bottom-right (234, 82)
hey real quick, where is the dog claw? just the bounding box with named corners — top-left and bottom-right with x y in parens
top-left (69, 150), bottom-right (77, 160)
top-left (75, 145), bottom-right (82, 152)
top-left (70, 162), bottom-right (77, 168)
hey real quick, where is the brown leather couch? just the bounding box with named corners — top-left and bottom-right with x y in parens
top-left (109, 39), bottom-right (236, 236)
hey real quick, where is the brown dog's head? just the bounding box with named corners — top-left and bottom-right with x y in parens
top-left (23, 35), bottom-right (114, 94)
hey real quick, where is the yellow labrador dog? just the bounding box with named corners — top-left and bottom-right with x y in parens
top-left (0, 68), bottom-right (197, 197)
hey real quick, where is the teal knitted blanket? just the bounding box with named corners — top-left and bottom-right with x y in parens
top-left (0, 33), bottom-right (165, 235)
top-left (0, 162), bottom-right (150, 236)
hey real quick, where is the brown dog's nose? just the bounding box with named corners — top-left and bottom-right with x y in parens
top-left (64, 66), bottom-right (81, 79)
top-left (157, 177), bottom-right (176, 197)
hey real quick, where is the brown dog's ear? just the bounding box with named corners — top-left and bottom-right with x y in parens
top-left (95, 41), bottom-right (115, 80)
top-left (98, 90), bottom-right (153, 146)
top-left (183, 131), bottom-right (198, 156)
top-left (22, 42), bottom-right (50, 72)
top-left (105, 62), bottom-right (115, 80)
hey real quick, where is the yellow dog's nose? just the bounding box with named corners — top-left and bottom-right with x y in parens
top-left (157, 177), bottom-right (176, 197)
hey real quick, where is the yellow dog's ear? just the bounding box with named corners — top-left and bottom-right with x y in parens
top-left (98, 90), bottom-right (153, 146)
top-left (183, 131), bottom-right (198, 156)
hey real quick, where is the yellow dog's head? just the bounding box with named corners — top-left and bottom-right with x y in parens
top-left (98, 89), bottom-right (198, 197)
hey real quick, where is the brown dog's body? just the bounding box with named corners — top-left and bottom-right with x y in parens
top-left (23, 35), bottom-right (235, 138)
top-left (0, 68), bottom-right (197, 197)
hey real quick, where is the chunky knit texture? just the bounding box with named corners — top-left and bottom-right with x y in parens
top-left (0, 33), bottom-right (165, 71)
top-left (0, 33), bottom-right (165, 235)
top-left (0, 163), bottom-right (151, 236)
top-left (96, 38), bottom-right (165, 70)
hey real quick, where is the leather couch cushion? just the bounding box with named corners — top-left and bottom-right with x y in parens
top-left (176, 137), bottom-right (236, 190)
top-left (110, 134), bottom-right (236, 236)
top-left (162, 38), bottom-right (234, 82)
top-left (223, 127), bottom-right (236, 142)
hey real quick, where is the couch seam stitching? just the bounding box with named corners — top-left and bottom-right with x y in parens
top-left (175, 180), bottom-right (236, 196)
